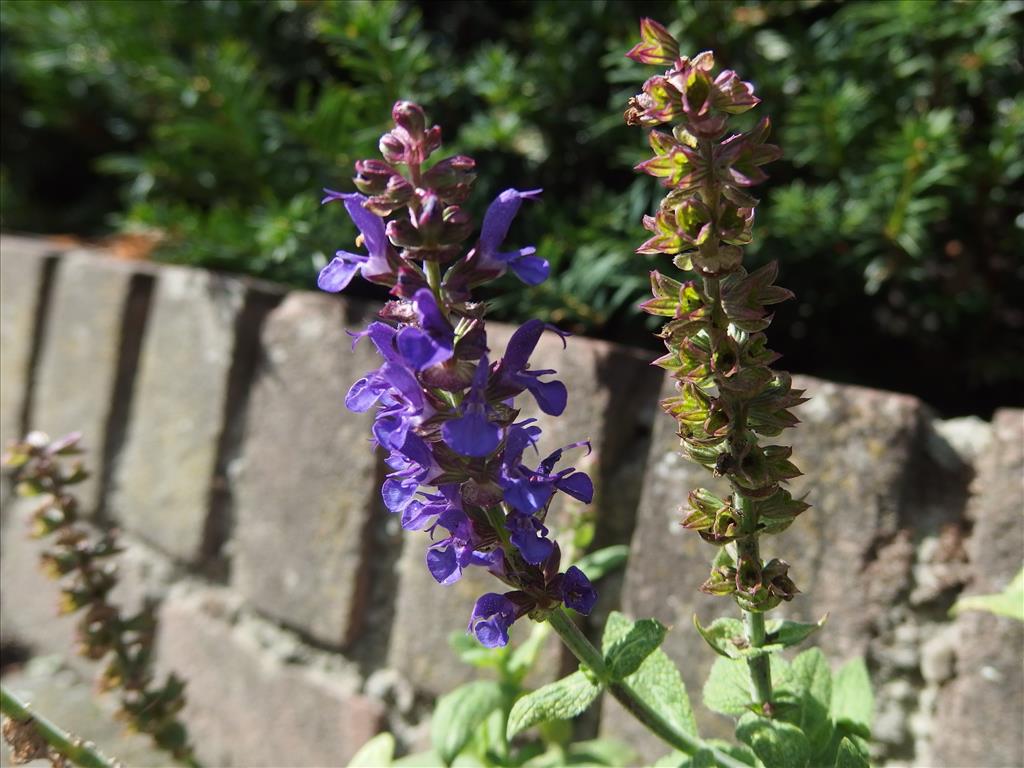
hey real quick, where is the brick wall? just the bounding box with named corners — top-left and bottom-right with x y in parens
top-left (1, 236), bottom-right (1020, 767)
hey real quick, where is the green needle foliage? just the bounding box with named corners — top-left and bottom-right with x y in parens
top-left (2, 1), bottom-right (1021, 413)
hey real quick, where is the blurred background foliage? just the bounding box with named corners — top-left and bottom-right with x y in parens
top-left (1, 0), bottom-right (1021, 416)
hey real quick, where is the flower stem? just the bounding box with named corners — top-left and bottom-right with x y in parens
top-left (546, 608), bottom-right (747, 768)
top-left (735, 491), bottom-right (773, 706)
top-left (1, 684), bottom-right (119, 768)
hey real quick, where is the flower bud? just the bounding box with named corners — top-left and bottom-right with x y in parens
top-left (353, 159), bottom-right (400, 195)
top-left (392, 101), bottom-right (426, 135)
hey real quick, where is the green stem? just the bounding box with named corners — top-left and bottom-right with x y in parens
top-left (1, 684), bottom-right (119, 768)
top-left (735, 491), bottom-right (773, 706)
top-left (546, 609), bottom-right (746, 768)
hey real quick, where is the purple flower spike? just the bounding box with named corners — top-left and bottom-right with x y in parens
top-left (477, 189), bottom-right (550, 286)
top-left (442, 356), bottom-right (501, 457)
top-left (396, 289), bottom-right (455, 370)
top-left (561, 566), bottom-right (597, 615)
top-left (468, 593), bottom-right (519, 648)
top-left (318, 193), bottom-right (394, 291)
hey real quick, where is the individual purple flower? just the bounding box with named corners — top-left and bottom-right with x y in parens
top-left (501, 441), bottom-right (595, 515)
top-left (396, 288), bottom-right (455, 371)
top-left (381, 433), bottom-right (440, 516)
top-left (476, 189), bottom-right (550, 285)
top-left (318, 192), bottom-right (397, 291)
top-left (441, 356), bottom-right (501, 457)
top-left (560, 566), bottom-right (597, 615)
top-left (505, 511), bottom-right (554, 565)
top-left (426, 504), bottom-right (499, 585)
top-left (491, 319), bottom-right (568, 416)
top-left (468, 593), bottom-right (519, 648)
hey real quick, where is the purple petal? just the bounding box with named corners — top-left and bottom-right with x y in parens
top-left (318, 251), bottom-right (367, 292)
top-left (502, 319), bottom-right (545, 372)
top-left (479, 188), bottom-right (542, 256)
top-left (561, 566), bottom-right (597, 615)
top-left (442, 409), bottom-right (501, 457)
top-left (342, 194), bottom-right (388, 257)
top-left (345, 376), bottom-right (387, 412)
top-left (523, 375), bottom-right (567, 416)
top-left (556, 471), bottom-right (594, 504)
top-left (506, 250), bottom-right (550, 286)
top-left (397, 327), bottom-right (453, 370)
top-left (401, 500), bottom-right (437, 531)
top-left (506, 513), bottom-right (554, 565)
top-left (503, 477), bottom-right (555, 515)
top-left (412, 288), bottom-right (454, 341)
top-left (468, 593), bottom-right (518, 648)
top-left (427, 546), bottom-right (461, 585)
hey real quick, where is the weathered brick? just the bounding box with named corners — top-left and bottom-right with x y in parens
top-left (155, 585), bottom-right (384, 767)
top-left (603, 375), bottom-right (924, 757)
top-left (931, 408), bottom-right (1024, 768)
top-left (31, 252), bottom-right (149, 516)
top-left (109, 266), bottom-right (250, 562)
top-left (0, 236), bottom-right (59, 517)
top-left (388, 328), bottom-right (660, 695)
top-left (231, 292), bottom-right (381, 648)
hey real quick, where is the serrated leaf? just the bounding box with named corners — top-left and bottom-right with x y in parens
top-left (831, 658), bottom-right (873, 737)
top-left (433, 680), bottom-right (504, 765)
top-left (703, 655), bottom-right (792, 716)
top-left (604, 618), bottom-right (667, 680)
top-left (784, 648), bottom-right (833, 749)
top-left (602, 612), bottom-right (698, 737)
top-left (835, 737), bottom-right (870, 768)
top-left (506, 671), bottom-right (602, 740)
top-left (573, 544), bottom-right (629, 582)
top-left (764, 615), bottom-right (828, 649)
top-left (348, 732), bottom-right (395, 767)
top-left (736, 712), bottom-right (811, 768)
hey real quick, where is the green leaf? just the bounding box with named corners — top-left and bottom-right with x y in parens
top-left (702, 655), bottom-right (791, 716)
top-left (835, 737), bottom-right (870, 768)
top-left (693, 616), bottom-right (748, 658)
top-left (604, 618), bottom-right (668, 680)
top-left (783, 648), bottom-right (833, 748)
top-left (652, 748), bottom-right (717, 768)
top-left (432, 681), bottom-right (505, 765)
top-left (506, 671), bottom-right (602, 740)
top-left (831, 658), bottom-right (874, 737)
top-left (449, 632), bottom-right (506, 670)
top-left (564, 738), bottom-right (637, 766)
top-left (348, 732), bottom-right (395, 767)
top-left (507, 622), bottom-right (551, 680)
top-left (573, 545), bottom-right (629, 582)
top-left (764, 615), bottom-right (828, 649)
top-left (736, 712), bottom-right (811, 768)
top-left (602, 612), bottom-right (698, 737)
top-left (952, 567), bottom-right (1024, 621)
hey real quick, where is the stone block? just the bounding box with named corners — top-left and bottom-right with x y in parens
top-left (603, 375), bottom-right (925, 758)
top-left (231, 292), bottom-right (381, 648)
top-left (0, 236), bottom-right (59, 518)
top-left (31, 252), bottom-right (150, 516)
top-left (388, 328), bottom-right (660, 696)
top-left (931, 409), bottom-right (1024, 768)
top-left (155, 584), bottom-right (384, 767)
top-left (109, 266), bottom-right (250, 563)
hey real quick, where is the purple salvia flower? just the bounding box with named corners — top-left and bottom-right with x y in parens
top-left (476, 189), bottom-right (550, 285)
top-left (441, 355), bottom-right (502, 457)
top-left (318, 192), bottom-right (397, 291)
top-left (559, 566), bottom-right (597, 615)
top-left (396, 288), bottom-right (455, 371)
top-left (468, 593), bottom-right (519, 648)
top-left (491, 319), bottom-right (569, 416)
top-left (505, 511), bottom-right (555, 565)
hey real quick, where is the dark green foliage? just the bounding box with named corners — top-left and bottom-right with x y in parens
top-left (2, 0), bottom-right (1021, 413)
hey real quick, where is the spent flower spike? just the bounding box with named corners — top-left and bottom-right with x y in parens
top-left (320, 101), bottom-right (595, 647)
top-left (626, 18), bottom-right (806, 707)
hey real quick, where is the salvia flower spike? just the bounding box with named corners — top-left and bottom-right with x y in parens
top-left (320, 101), bottom-right (595, 648)
top-left (626, 19), bottom-right (806, 705)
